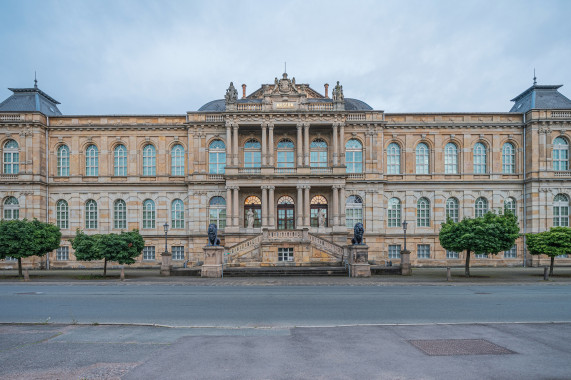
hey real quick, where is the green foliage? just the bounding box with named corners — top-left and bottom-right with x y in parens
top-left (526, 227), bottom-right (571, 258)
top-left (439, 211), bottom-right (520, 276)
top-left (0, 219), bottom-right (62, 276)
top-left (70, 229), bottom-right (145, 266)
top-left (526, 227), bottom-right (571, 275)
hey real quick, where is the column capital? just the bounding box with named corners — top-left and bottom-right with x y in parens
top-left (232, 123), bottom-right (239, 129)
top-left (303, 122), bottom-right (310, 128)
top-left (296, 184), bottom-right (304, 190)
top-left (268, 123), bottom-right (274, 130)
top-left (268, 185), bottom-right (275, 190)
top-left (261, 185), bottom-right (269, 190)
top-left (296, 122), bottom-right (304, 129)
top-left (332, 184), bottom-right (342, 190)
top-left (225, 121), bottom-right (233, 128)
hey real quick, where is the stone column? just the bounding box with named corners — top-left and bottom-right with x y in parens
top-left (304, 186), bottom-right (311, 227)
top-left (232, 124), bottom-right (239, 166)
top-left (296, 123), bottom-right (303, 167)
top-left (339, 123), bottom-right (345, 166)
top-left (296, 185), bottom-right (304, 228)
top-left (268, 123), bottom-right (275, 166)
top-left (339, 186), bottom-right (346, 227)
top-left (226, 124), bottom-right (232, 166)
top-left (303, 123), bottom-right (310, 166)
top-left (268, 186), bottom-right (275, 228)
top-left (332, 123), bottom-right (339, 166)
top-left (261, 124), bottom-right (267, 166)
top-left (332, 185), bottom-right (339, 226)
top-left (233, 186), bottom-right (239, 227)
top-left (261, 186), bottom-right (268, 227)
top-left (226, 186), bottom-right (233, 227)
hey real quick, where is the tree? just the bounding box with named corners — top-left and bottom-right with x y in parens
top-left (439, 211), bottom-right (520, 277)
top-left (526, 227), bottom-right (571, 276)
top-left (71, 229), bottom-right (145, 276)
top-left (0, 219), bottom-right (61, 277)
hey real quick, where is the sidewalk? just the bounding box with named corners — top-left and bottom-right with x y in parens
top-left (1, 266), bottom-right (571, 285)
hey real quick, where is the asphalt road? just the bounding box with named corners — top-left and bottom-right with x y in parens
top-left (1, 283), bottom-right (570, 326)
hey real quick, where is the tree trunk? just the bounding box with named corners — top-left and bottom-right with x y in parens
top-left (104, 258), bottom-right (107, 277)
top-left (550, 256), bottom-right (554, 276)
top-left (465, 250), bottom-right (471, 277)
top-left (18, 257), bottom-right (22, 277)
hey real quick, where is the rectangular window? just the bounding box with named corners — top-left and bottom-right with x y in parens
top-left (446, 250), bottom-right (459, 259)
top-left (5, 256), bottom-right (17, 261)
top-left (172, 246), bottom-right (185, 261)
top-left (388, 244), bottom-right (401, 259)
top-left (504, 245), bottom-right (517, 258)
top-left (56, 246), bottom-right (69, 261)
top-left (475, 253), bottom-right (488, 259)
top-left (417, 244), bottom-right (430, 259)
top-left (143, 246), bottom-right (155, 261)
top-left (278, 247), bottom-right (294, 262)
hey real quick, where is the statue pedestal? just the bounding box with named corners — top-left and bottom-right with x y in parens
top-left (400, 250), bottom-right (411, 276)
top-left (348, 245), bottom-right (371, 277)
top-left (202, 246), bottom-right (225, 278)
top-left (160, 252), bottom-right (172, 276)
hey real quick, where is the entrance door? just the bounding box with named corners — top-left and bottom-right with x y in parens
top-left (277, 195), bottom-right (295, 230)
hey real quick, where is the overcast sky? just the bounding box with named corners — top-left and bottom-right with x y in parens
top-left (1, 0), bottom-right (570, 115)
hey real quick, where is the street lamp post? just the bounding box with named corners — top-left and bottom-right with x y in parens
top-left (161, 222), bottom-right (171, 276)
top-left (163, 222), bottom-right (169, 254)
top-left (400, 220), bottom-right (411, 276)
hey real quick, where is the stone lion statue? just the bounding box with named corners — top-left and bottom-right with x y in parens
top-left (351, 222), bottom-right (364, 245)
top-left (207, 223), bottom-right (221, 246)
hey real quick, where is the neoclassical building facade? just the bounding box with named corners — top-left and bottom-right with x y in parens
top-left (1, 74), bottom-right (571, 269)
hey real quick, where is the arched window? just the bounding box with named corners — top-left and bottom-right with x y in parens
top-left (446, 197), bottom-right (459, 223)
top-left (85, 199), bottom-right (97, 229)
top-left (208, 140), bottom-right (226, 174)
top-left (277, 139), bottom-right (295, 168)
top-left (3, 196), bottom-right (19, 220)
top-left (346, 195), bottom-right (363, 228)
top-left (310, 139), bottom-right (328, 167)
top-left (502, 142), bottom-right (515, 174)
top-left (553, 137), bottom-right (569, 171)
top-left (553, 194), bottom-right (569, 227)
top-left (346, 139), bottom-right (363, 173)
top-left (171, 144), bottom-right (185, 176)
top-left (415, 143), bottom-right (429, 174)
top-left (142, 199), bottom-right (155, 229)
top-left (387, 143), bottom-right (401, 174)
top-left (310, 195), bottom-right (328, 227)
top-left (445, 143), bottom-right (458, 174)
top-left (244, 195), bottom-right (262, 228)
top-left (113, 199), bottom-right (126, 229)
top-left (3, 140), bottom-right (19, 174)
top-left (475, 197), bottom-right (488, 218)
top-left (209, 196), bottom-right (226, 229)
top-left (85, 145), bottom-right (98, 176)
top-left (56, 200), bottom-right (68, 229)
top-left (504, 197), bottom-right (516, 216)
top-left (171, 199), bottom-right (185, 229)
top-left (143, 145), bottom-right (156, 176)
top-left (57, 145), bottom-right (70, 176)
top-left (277, 195), bottom-right (295, 230)
top-left (387, 198), bottom-right (401, 227)
top-left (114, 144), bottom-right (127, 176)
top-left (473, 142), bottom-right (487, 174)
top-left (244, 139), bottom-right (261, 168)
top-left (417, 197), bottom-right (430, 227)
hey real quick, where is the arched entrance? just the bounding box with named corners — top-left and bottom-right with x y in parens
top-left (244, 195), bottom-right (261, 228)
top-left (277, 195), bottom-right (295, 230)
top-left (310, 195), bottom-right (328, 227)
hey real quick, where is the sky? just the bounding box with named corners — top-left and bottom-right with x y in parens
top-left (1, 0), bottom-right (570, 115)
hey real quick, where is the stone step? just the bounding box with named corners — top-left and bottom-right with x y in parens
top-left (171, 266), bottom-right (348, 277)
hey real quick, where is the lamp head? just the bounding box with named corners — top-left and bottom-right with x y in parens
top-left (402, 220), bottom-right (408, 231)
top-left (163, 222), bottom-right (169, 233)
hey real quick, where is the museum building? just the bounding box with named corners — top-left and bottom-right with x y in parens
top-left (1, 73), bottom-right (571, 269)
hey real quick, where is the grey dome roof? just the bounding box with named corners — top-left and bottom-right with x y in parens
top-left (198, 99), bottom-right (225, 112)
top-left (510, 84), bottom-right (571, 113)
top-left (0, 85), bottom-right (62, 116)
top-left (345, 98), bottom-right (373, 111)
top-left (198, 97), bottom-right (373, 112)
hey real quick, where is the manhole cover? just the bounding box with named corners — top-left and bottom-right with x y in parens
top-left (408, 339), bottom-right (515, 356)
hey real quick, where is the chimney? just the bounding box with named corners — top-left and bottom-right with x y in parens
top-left (324, 83), bottom-right (329, 98)
top-left (242, 84), bottom-right (247, 99)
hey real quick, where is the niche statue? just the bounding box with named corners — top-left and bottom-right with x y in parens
top-left (207, 223), bottom-right (221, 246)
top-left (351, 222), bottom-right (364, 245)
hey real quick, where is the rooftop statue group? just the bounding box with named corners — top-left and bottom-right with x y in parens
top-left (225, 82), bottom-right (238, 104)
top-left (332, 81), bottom-right (344, 101)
